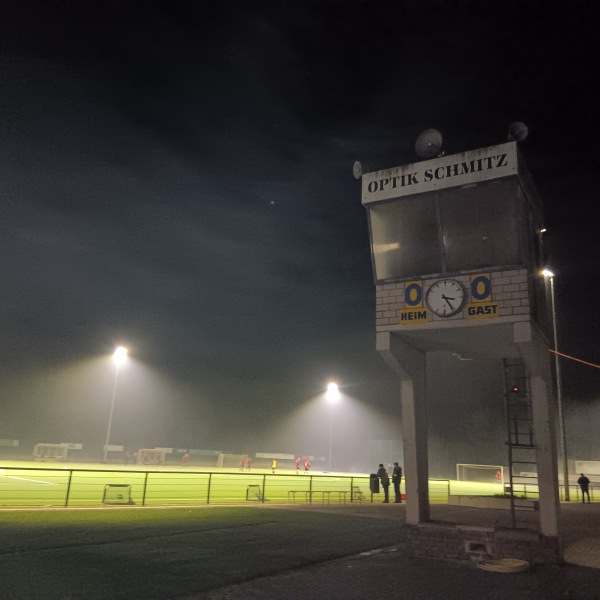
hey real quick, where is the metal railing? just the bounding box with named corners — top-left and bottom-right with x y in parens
top-left (3, 465), bottom-right (593, 509)
top-left (0, 466), bottom-right (454, 508)
top-left (0, 467), bottom-right (370, 507)
top-left (560, 483), bottom-right (595, 503)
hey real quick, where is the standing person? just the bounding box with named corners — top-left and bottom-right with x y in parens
top-left (304, 458), bottom-right (311, 473)
top-left (239, 456), bottom-right (246, 471)
top-left (246, 456), bottom-right (252, 471)
top-left (578, 473), bottom-right (591, 503)
top-left (181, 451), bottom-right (190, 466)
top-left (296, 456), bottom-right (301, 473)
top-left (392, 462), bottom-right (403, 503)
top-left (271, 458), bottom-right (277, 474)
top-left (377, 463), bottom-right (390, 503)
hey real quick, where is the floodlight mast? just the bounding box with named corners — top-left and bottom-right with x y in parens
top-left (103, 346), bottom-right (128, 463)
top-left (543, 270), bottom-right (570, 501)
top-left (326, 382), bottom-right (340, 470)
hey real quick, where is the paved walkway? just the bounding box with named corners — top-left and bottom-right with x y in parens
top-left (189, 502), bottom-right (600, 600)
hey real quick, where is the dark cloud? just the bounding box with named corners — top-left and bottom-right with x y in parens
top-left (1, 0), bottom-right (599, 467)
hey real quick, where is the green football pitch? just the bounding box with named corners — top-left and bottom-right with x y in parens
top-left (0, 460), bottom-right (508, 508)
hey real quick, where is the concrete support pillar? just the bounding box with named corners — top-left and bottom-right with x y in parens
top-left (377, 332), bottom-right (429, 524)
top-left (529, 375), bottom-right (560, 537)
top-left (515, 322), bottom-right (561, 540)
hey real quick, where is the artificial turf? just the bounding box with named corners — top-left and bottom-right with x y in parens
top-left (0, 505), bottom-right (406, 599)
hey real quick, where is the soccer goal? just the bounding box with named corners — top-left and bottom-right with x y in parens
top-left (575, 461), bottom-right (600, 478)
top-left (103, 484), bottom-right (134, 505)
top-left (246, 485), bottom-right (264, 502)
top-left (33, 443), bottom-right (69, 462)
top-left (135, 448), bottom-right (166, 465)
top-left (456, 464), bottom-right (505, 486)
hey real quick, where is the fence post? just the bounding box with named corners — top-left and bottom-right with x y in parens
top-left (309, 475), bottom-right (313, 504)
top-left (64, 470), bottom-right (73, 507)
top-left (207, 473), bottom-right (212, 505)
top-left (262, 474), bottom-right (266, 503)
top-left (350, 476), bottom-right (354, 503)
top-left (142, 472), bottom-right (149, 506)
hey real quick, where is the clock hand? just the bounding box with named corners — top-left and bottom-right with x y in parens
top-left (441, 294), bottom-right (455, 309)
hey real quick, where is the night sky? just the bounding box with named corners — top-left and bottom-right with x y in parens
top-left (1, 1), bottom-right (599, 470)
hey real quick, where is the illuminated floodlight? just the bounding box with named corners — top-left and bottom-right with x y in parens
top-left (113, 346), bottom-right (128, 365)
top-left (326, 382), bottom-right (340, 403)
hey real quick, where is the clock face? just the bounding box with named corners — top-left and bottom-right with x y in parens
top-left (425, 279), bottom-right (465, 317)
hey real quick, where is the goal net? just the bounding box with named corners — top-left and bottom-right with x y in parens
top-left (456, 464), bottom-right (505, 485)
top-left (575, 461), bottom-right (600, 479)
top-left (33, 443), bottom-right (69, 462)
top-left (135, 449), bottom-right (166, 465)
top-left (246, 485), bottom-right (264, 502)
top-left (103, 484), bottom-right (134, 505)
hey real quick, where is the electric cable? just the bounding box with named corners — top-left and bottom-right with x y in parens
top-left (549, 349), bottom-right (600, 370)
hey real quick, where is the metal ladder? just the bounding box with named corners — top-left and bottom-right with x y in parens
top-left (503, 358), bottom-right (540, 529)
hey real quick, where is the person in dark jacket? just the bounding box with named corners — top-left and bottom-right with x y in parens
top-left (392, 462), bottom-right (403, 503)
top-left (377, 463), bottom-right (390, 503)
top-left (578, 473), bottom-right (591, 503)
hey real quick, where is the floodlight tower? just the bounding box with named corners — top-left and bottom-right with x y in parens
top-left (103, 346), bottom-right (128, 463)
top-left (543, 269), bottom-right (570, 500)
top-left (326, 382), bottom-right (341, 470)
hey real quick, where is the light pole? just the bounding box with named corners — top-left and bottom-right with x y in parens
top-left (103, 346), bottom-right (128, 463)
top-left (326, 382), bottom-right (340, 470)
top-left (543, 269), bottom-right (570, 500)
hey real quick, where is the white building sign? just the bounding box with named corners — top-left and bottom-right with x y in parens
top-left (362, 141), bottom-right (518, 204)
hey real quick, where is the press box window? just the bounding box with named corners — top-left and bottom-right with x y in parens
top-left (440, 180), bottom-right (522, 272)
top-left (366, 179), bottom-right (526, 283)
top-left (369, 195), bottom-right (440, 281)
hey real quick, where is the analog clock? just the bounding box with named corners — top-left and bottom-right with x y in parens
top-left (425, 279), bottom-right (466, 317)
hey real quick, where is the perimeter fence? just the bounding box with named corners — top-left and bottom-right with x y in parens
top-left (0, 466), bottom-right (452, 508)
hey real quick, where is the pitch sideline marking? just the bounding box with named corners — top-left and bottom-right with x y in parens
top-left (0, 475), bottom-right (58, 485)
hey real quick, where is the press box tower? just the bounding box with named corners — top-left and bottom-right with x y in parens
top-left (359, 138), bottom-right (561, 555)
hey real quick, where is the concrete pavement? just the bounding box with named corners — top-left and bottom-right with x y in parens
top-left (189, 502), bottom-right (600, 600)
